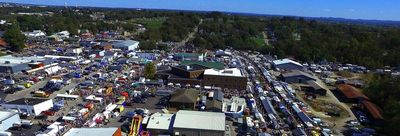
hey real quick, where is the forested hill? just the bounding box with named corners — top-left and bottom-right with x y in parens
top-left (191, 14), bottom-right (400, 68)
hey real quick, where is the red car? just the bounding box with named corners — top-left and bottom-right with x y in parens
top-left (42, 110), bottom-right (55, 116)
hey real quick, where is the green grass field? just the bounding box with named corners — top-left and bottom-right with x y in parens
top-left (130, 17), bottom-right (166, 30)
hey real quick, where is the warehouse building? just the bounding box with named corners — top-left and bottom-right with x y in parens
top-left (1, 98), bottom-right (53, 116)
top-left (0, 110), bottom-right (20, 132)
top-left (111, 40), bottom-right (139, 51)
top-left (280, 70), bottom-right (316, 84)
top-left (173, 110), bottom-right (226, 136)
top-left (0, 55), bottom-right (56, 74)
top-left (203, 68), bottom-right (247, 90)
top-left (272, 58), bottom-right (304, 71)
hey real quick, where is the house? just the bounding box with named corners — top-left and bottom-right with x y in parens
top-left (1, 98), bottom-right (53, 116)
top-left (173, 110), bottom-right (225, 136)
top-left (272, 58), bottom-right (304, 71)
top-left (280, 70), bottom-right (316, 84)
top-left (203, 68), bottom-right (247, 90)
top-left (0, 110), bottom-right (20, 132)
top-left (335, 84), bottom-right (369, 103)
top-left (111, 40), bottom-right (139, 51)
top-left (146, 112), bottom-right (174, 135)
top-left (169, 89), bottom-right (199, 111)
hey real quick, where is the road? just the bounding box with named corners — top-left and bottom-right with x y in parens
top-left (171, 18), bottom-right (203, 52)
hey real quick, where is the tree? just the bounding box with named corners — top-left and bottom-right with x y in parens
top-left (3, 25), bottom-right (26, 52)
top-left (144, 62), bottom-right (156, 79)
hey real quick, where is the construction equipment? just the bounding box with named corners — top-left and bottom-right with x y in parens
top-left (128, 115), bottom-right (142, 136)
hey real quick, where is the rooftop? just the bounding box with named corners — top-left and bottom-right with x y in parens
top-left (362, 100), bottom-right (383, 120)
top-left (64, 127), bottom-right (120, 136)
top-left (273, 58), bottom-right (302, 66)
top-left (170, 89), bottom-right (199, 104)
top-left (112, 40), bottom-right (139, 47)
top-left (204, 68), bottom-right (243, 77)
top-left (174, 64), bottom-right (208, 72)
top-left (0, 55), bottom-right (47, 64)
top-left (5, 98), bottom-right (50, 106)
top-left (0, 110), bottom-right (18, 122)
top-left (337, 84), bottom-right (369, 100)
top-left (146, 112), bottom-right (174, 130)
top-left (180, 61), bottom-right (224, 70)
top-left (281, 70), bottom-right (316, 80)
top-left (173, 110), bottom-right (225, 131)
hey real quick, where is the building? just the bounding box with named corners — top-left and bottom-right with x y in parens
top-left (64, 127), bottom-right (122, 136)
top-left (157, 64), bottom-right (208, 86)
top-left (25, 30), bottom-right (46, 38)
top-left (180, 61), bottom-right (224, 70)
top-left (1, 98), bottom-right (53, 116)
top-left (203, 68), bottom-right (247, 90)
top-left (146, 112), bottom-right (174, 135)
top-left (173, 110), bottom-right (226, 136)
top-left (169, 89), bottom-right (199, 110)
top-left (335, 84), bottom-right (369, 103)
top-left (302, 80), bottom-right (327, 95)
top-left (0, 110), bottom-right (20, 132)
top-left (174, 53), bottom-right (204, 61)
top-left (205, 90), bottom-right (224, 112)
top-left (280, 70), bottom-right (316, 84)
top-left (111, 40), bottom-right (139, 51)
top-left (0, 55), bottom-right (56, 74)
top-left (272, 58), bottom-right (304, 71)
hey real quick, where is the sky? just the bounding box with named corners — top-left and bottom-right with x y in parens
top-left (2, 0), bottom-right (400, 21)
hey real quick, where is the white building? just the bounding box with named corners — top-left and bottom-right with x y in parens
top-left (147, 112), bottom-right (174, 135)
top-left (25, 30), bottom-right (46, 37)
top-left (111, 40), bottom-right (139, 51)
top-left (0, 110), bottom-right (20, 132)
top-left (1, 98), bottom-right (53, 116)
top-left (63, 127), bottom-right (121, 136)
top-left (203, 68), bottom-right (244, 77)
top-left (173, 110), bottom-right (226, 136)
top-left (272, 58), bottom-right (304, 71)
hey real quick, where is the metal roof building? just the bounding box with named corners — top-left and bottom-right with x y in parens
top-left (0, 110), bottom-right (20, 132)
top-left (64, 127), bottom-right (121, 136)
top-left (111, 40), bottom-right (139, 51)
top-left (146, 112), bottom-right (174, 135)
top-left (272, 58), bottom-right (304, 71)
top-left (173, 110), bottom-right (226, 136)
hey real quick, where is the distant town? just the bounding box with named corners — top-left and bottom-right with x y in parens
top-left (0, 2), bottom-right (399, 136)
